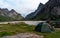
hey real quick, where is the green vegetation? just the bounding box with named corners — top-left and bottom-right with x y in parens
top-left (0, 22), bottom-right (36, 37)
top-left (0, 22), bottom-right (60, 38)
top-left (33, 13), bottom-right (51, 20)
top-left (0, 15), bottom-right (23, 21)
top-left (42, 28), bottom-right (60, 38)
top-left (27, 12), bottom-right (60, 21)
top-left (0, 16), bottom-right (14, 21)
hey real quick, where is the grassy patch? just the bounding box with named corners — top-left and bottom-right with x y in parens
top-left (0, 22), bottom-right (37, 37)
top-left (42, 28), bottom-right (60, 38)
top-left (0, 23), bottom-right (60, 38)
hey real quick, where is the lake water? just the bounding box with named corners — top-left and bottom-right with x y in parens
top-left (0, 21), bottom-right (46, 26)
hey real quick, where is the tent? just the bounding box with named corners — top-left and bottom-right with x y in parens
top-left (35, 22), bottom-right (55, 33)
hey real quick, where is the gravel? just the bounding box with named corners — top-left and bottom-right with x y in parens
top-left (2, 33), bottom-right (44, 38)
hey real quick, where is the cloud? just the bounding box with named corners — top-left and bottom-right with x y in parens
top-left (0, 0), bottom-right (48, 17)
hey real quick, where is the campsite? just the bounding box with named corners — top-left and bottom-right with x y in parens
top-left (0, 21), bottom-right (60, 38)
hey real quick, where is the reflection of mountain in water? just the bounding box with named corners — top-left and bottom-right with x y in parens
top-left (25, 0), bottom-right (60, 21)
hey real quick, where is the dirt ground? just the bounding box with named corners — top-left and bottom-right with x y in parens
top-left (2, 33), bottom-right (44, 38)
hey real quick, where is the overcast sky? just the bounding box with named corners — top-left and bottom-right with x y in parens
top-left (0, 0), bottom-right (48, 17)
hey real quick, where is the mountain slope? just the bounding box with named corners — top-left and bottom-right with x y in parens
top-left (0, 8), bottom-right (23, 21)
top-left (25, 0), bottom-right (60, 21)
top-left (25, 3), bottom-right (45, 20)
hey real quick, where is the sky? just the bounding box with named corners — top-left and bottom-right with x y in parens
top-left (0, 0), bottom-right (48, 17)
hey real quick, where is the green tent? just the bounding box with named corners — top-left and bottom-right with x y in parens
top-left (35, 22), bottom-right (55, 33)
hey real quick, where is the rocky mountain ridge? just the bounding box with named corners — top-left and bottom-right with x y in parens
top-left (0, 8), bottom-right (23, 21)
top-left (25, 0), bottom-right (60, 21)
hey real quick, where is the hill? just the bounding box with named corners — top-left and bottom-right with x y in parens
top-left (0, 8), bottom-right (23, 21)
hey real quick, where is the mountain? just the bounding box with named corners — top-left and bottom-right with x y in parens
top-left (25, 3), bottom-right (44, 20)
top-left (0, 8), bottom-right (23, 21)
top-left (25, 0), bottom-right (60, 21)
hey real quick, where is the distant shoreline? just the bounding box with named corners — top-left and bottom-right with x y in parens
top-left (0, 21), bottom-right (46, 25)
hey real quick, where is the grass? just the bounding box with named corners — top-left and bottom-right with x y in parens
top-left (0, 22), bottom-right (60, 38)
top-left (42, 28), bottom-right (60, 38)
top-left (0, 22), bottom-right (37, 37)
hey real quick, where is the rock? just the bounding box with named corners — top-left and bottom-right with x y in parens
top-left (2, 33), bottom-right (44, 38)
